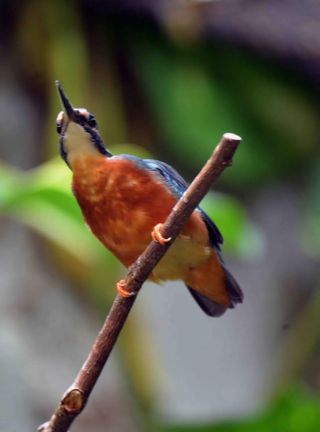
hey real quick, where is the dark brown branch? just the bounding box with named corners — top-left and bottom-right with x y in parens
top-left (38, 132), bottom-right (241, 432)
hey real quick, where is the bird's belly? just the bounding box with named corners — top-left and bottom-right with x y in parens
top-left (98, 206), bottom-right (152, 262)
top-left (152, 235), bottom-right (211, 281)
top-left (78, 189), bottom-right (210, 276)
top-left (73, 161), bottom-right (176, 266)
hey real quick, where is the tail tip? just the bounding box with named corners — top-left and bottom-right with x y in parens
top-left (224, 268), bottom-right (243, 307)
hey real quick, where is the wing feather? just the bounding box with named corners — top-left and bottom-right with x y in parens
top-left (144, 158), bottom-right (223, 249)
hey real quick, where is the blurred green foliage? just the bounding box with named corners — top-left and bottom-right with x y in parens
top-left (164, 387), bottom-right (320, 432)
top-left (302, 158), bottom-right (320, 259)
top-left (128, 30), bottom-right (318, 187)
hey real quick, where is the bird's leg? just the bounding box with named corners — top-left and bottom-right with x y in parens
top-left (151, 223), bottom-right (172, 245)
top-left (116, 279), bottom-right (135, 298)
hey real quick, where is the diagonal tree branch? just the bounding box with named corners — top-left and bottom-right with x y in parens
top-left (38, 132), bottom-right (241, 432)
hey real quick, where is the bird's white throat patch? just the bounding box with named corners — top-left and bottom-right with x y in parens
top-left (63, 121), bottom-right (100, 166)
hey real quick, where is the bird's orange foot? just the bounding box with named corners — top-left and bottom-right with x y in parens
top-left (151, 223), bottom-right (172, 245)
top-left (116, 279), bottom-right (135, 298)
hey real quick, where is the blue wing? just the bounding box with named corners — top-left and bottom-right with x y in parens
top-left (143, 158), bottom-right (223, 250)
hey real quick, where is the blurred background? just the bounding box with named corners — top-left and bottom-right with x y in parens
top-left (0, 1), bottom-right (320, 431)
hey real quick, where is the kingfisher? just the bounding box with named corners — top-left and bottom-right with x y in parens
top-left (55, 81), bottom-right (243, 317)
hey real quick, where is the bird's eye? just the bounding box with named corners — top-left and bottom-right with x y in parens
top-left (56, 122), bottom-right (62, 134)
top-left (87, 114), bottom-right (97, 128)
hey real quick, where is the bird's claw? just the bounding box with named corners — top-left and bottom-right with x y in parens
top-left (151, 223), bottom-right (172, 245)
top-left (116, 279), bottom-right (135, 298)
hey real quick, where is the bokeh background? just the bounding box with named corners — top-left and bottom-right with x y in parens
top-left (0, 1), bottom-right (320, 431)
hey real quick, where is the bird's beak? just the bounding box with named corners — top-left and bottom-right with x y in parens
top-left (55, 80), bottom-right (75, 121)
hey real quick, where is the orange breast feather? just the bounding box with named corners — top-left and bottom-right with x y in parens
top-left (72, 155), bottom-right (177, 263)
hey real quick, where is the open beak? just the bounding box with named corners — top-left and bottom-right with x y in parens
top-left (55, 80), bottom-right (75, 121)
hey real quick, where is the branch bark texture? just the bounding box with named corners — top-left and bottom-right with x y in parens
top-left (38, 132), bottom-right (241, 432)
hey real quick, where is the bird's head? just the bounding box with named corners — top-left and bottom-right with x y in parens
top-left (55, 81), bottom-right (111, 168)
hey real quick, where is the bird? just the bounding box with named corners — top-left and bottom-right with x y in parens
top-left (55, 81), bottom-right (243, 317)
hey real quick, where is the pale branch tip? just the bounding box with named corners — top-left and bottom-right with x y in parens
top-left (37, 132), bottom-right (241, 432)
top-left (223, 132), bottom-right (241, 141)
